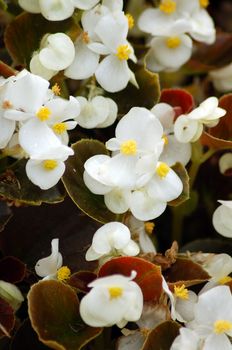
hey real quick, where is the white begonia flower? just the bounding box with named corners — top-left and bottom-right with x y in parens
top-left (75, 96), bottom-right (117, 129)
top-left (174, 97), bottom-right (226, 143)
top-left (128, 215), bottom-right (156, 253)
top-left (188, 285), bottom-right (232, 349)
top-left (171, 328), bottom-right (202, 350)
top-left (210, 63), bottom-right (232, 93)
top-left (189, 8), bottom-right (216, 45)
top-left (151, 103), bottom-right (192, 166)
top-left (79, 271), bottom-right (143, 328)
top-left (219, 153), bottom-right (232, 175)
top-left (19, 0), bottom-right (100, 21)
top-left (212, 200), bottom-right (232, 238)
top-left (162, 277), bottom-right (198, 323)
top-left (30, 33), bottom-right (75, 80)
top-left (85, 222), bottom-right (140, 262)
top-left (35, 238), bottom-right (63, 279)
top-left (0, 280), bottom-right (24, 311)
top-left (146, 34), bottom-right (193, 73)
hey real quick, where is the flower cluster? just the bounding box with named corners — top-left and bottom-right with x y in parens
top-left (138, 0), bottom-right (216, 71)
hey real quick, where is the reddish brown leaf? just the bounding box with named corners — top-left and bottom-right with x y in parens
top-left (68, 271), bottom-right (97, 293)
top-left (0, 297), bottom-right (15, 339)
top-left (0, 257), bottom-right (26, 284)
top-left (160, 88), bottom-right (195, 114)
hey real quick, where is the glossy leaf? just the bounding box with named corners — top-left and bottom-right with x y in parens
top-left (168, 163), bottom-right (189, 206)
top-left (62, 139), bottom-right (121, 223)
top-left (142, 321), bottom-right (180, 350)
top-left (98, 256), bottom-right (163, 302)
top-left (0, 160), bottom-right (65, 205)
top-left (0, 256), bottom-right (26, 284)
top-left (28, 280), bottom-right (102, 350)
top-left (160, 88), bottom-right (194, 114)
top-left (108, 65), bottom-right (160, 116)
top-left (0, 297), bottom-right (15, 339)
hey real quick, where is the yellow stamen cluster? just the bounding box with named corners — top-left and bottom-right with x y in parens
top-left (2, 100), bottom-right (12, 109)
top-left (159, 0), bottom-right (176, 14)
top-left (108, 286), bottom-right (123, 299)
top-left (162, 135), bottom-right (169, 145)
top-left (156, 162), bottom-right (170, 178)
top-left (166, 36), bottom-right (181, 49)
top-left (52, 122), bottom-right (67, 135)
top-left (120, 139), bottom-right (137, 156)
top-left (43, 159), bottom-right (58, 171)
top-left (214, 320), bottom-right (232, 334)
top-left (174, 284), bottom-right (189, 300)
top-left (144, 222), bottom-right (155, 235)
top-left (57, 266), bottom-right (71, 282)
top-left (218, 276), bottom-right (232, 285)
top-left (126, 13), bottom-right (135, 29)
top-left (52, 83), bottom-right (61, 96)
top-left (116, 45), bottom-right (131, 61)
top-left (199, 0), bottom-right (209, 8)
top-left (36, 107), bottom-right (51, 121)
top-left (82, 31), bottom-right (90, 44)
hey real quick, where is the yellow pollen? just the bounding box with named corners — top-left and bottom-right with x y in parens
top-left (126, 13), bottom-right (134, 29)
top-left (108, 286), bottom-right (123, 299)
top-left (82, 31), bottom-right (90, 44)
top-left (214, 320), bottom-right (232, 334)
top-left (162, 135), bottom-right (169, 145)
top-left (43, 159), bottom-right (58, 171)
top-left (218, 276), bottom-right (232, 285)
top-left (116, 45), bottom-right (131, 61)
top-left (52, 83), bottom-right (61, 96)
top-left (52, 122), bottom-right (67, 135)
top-left (120, 139), bottom-right (137, 155)
top-left (156, 162), bottom-right (170, 178)
top-left (166, 36), bottom-right (181, 49)
top-left (36, 107), bottom-right (51, 121)
top-left (159, 0), bottom-right (176, 14)
top-left (174, 284), bottom-right (189, 300)
top-left (144, 222), bottom-right (155, 235)
top-left (57, 266), bottom-right (71, 282)
top-left (2, 100), bottom-right (12, 109)
top-left (199, 0), bottom-right (209, 8)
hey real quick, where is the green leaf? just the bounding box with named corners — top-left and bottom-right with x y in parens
top-left (142, 321), bottom-right (180, 350)
top-left (108, 65), bottom-right (160, 116)
top-left (168, 163), bottom-right (189, 206)
top-left (28, 280), bottom-right (102, 350)
top-left (62, 139), bottom-right (122, 223)
top-left (4, 12), bottom-right (78, 67)
top-left (0, 160), bottom-right (65, 205)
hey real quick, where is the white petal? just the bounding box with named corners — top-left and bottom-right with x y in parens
top-left (83, 171), bottom-right (112, 195)
top-left (219, 153), bottom-right (232, 175)
top-left (76, 96), bottom-right (109, 128)
top-left (84, 154), bottom-right (114, 186)
top-left (35, 238), bottom-right (62, 277)
top-left (30, 53), bottom-right (57, 80)
top-left (170, 328), bottom-right (201, 350)
top-left (203, 254), bottom-right (232, 281)
top-left (174, 115), bottom-right (200, 143)
top-left (117, 331), bottom-right (146, 350)
top-left (96, 98), bottom-right (118, 128)
top-left (151, 103), bottom-right (175, 131)
top-left (39, 33), bottom-right (75, 70)
top-left (160, 135), bottom-right (192, 166)
top-left (0, 117), bottom-right (15, 149)
top-left (39, 0), bottom-right (74, 21)
top-left (189, 9), bottom-right (216, 45)
top-left (71, 0), bottom-right (99, 10)
top-left (104, 188), bottom-right (130, 214)
top-left (212, 202), bottom-right (232, 238)
top-left (18, 0), bottom-right (40, 13)
top-left (204, 333), bottom-right (232, 350)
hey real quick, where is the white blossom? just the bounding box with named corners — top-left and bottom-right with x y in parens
top-left (219, 153), bottom-right (232, 175)
top-left (210, 63), bottom-right (232, 93)
top-left (0, 280), bottom-right (24, 311)
top-left (212, 200), bottom-right (232, 238)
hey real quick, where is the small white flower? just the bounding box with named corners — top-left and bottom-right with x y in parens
top-left (219, 153), bottom-right (232, 175)
top-left (0, 280), bottom-right (24, 311)
top-left (79, 271), bottom-right (143, 328)
top-left (35, 238), bottom-right (63, 279)
top-left (212, 200), bottom-right (232, 238)
top-left (30, 33), bottom-right (75, 80)
top-left (128, 215), bottom-right (157, 253)
top-left (210, 62), bottom-right (232, 93)
top-left (85, 222), bottom-right (140, 262)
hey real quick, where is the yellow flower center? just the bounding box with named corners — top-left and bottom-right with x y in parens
top-left (52, 83), bottom-right (61, 96)
top-left (108, 286), bottom-right (123, 299)
top-left (162, 135), bottom-right (169, 145)
top-left (126, 13), bottom-right (134, 29)
top-left (156, 162), bottom-right (170, 178)
top-left (214, 320), bottom-right (232, 334)
top-left (166, 36), bottom-right (181, 49)
top-left (120, 139), bottom-right (137, 155)
top-left (199, 0), bottom-right (209, 8)
top-left (52, 122), bottom-right (67, 135)
top-left (218, 276), bottom-right (232, 285)
top-left (174, 284), bottom-right (189, 300)
top-left (116, 45), bottom-right (131, 61)
top-left (159, 0), bottom-right (176, 14)
top-left (82, 31), bottom-right (90, 44)
top-left (36, 107), bottom-right (51, 121)
top-left (144, 222), bottom-right (155, 235)
top-left (43, 159), bottom-right (58, 171)
top-left (2, 100), bottom-right (12, 109)
top-left (57, 266), bottom-right (71, 282)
